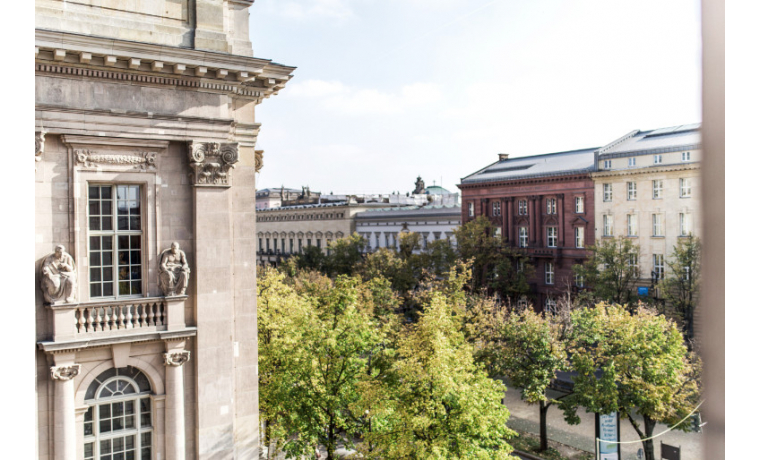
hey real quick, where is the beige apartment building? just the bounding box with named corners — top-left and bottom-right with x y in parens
top-left (35, 1), bottom-right (293, 459)
top-left (592, 124), bottom-right (701, 286)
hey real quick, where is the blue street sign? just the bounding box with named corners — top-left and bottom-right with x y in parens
top-left (638, 287), bottom-right (649, 296)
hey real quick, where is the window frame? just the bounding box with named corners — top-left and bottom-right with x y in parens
top-left (468, 202), bottom-right (475, 217)
top-left (545, 262), bottom-right (554, 285)
top-left (546, 227), bottom-right (557, 248)
top-left (518, 200), bottom-right (528, 215)
top-left (628, 157), bottom-right (636, 167)
top-left (679, 212), bottom-right (691, 236)
top-left (518, 227), bottom-right (528, 248)
top-left (652, 179), bottom-right (663, 199)
top-left (653, 254), bottom-right (665, 279)
top-left (652, 213), bottom-right (664, 237)
top-left (603, 214), bottom-right (614, 237)
top-left (603, 159), bottom-right (612, 169)
top-left (86, 183), bottom-right (145, 300)
top-left (575, 196), bottom-right (584, 213)
top-left (682, 151), bottom-right (691, 161)
top-left (575, 227), bottom-right (585, 248)
top-left (653, 154), bottom-right (662, 164)
top-left (627, 181), bottom-right (637, 200)
top-left (546, 198), bottom-right (557, 215)
top-left (627, 214), bottom-right (638, 237)
top-left (680, 178), bottom-right (692, 198)
top-left (603, 183), bottom-right (613, 202)
top-left (492, 201), bottom-right (501, 217)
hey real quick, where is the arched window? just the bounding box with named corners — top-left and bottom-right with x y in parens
top-left (83, 366), bottom-right (153, 460)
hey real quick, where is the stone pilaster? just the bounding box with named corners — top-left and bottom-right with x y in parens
top-left (51, 364), bottom-right (80, 460)
top-left (164, 349), bottom-right (190, 460)
top-left (557, 193), bottom-right (566, 247)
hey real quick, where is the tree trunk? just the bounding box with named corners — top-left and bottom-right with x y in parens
top-left (326, 421), bottom-right (336, 460)
top-left (539, 400), bottom-right (550, 452)
top-left (642, 416), bottom-right (657, 460)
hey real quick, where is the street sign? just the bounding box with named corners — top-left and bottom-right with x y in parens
top-left (596, 412), bottom-right (621, 460)
top-left (661, 442), bottom-right (680, 460)
top-left (638, 286), bottom-right (649, 296)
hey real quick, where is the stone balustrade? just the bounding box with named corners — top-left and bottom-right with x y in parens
top-left (48, 296), bottom-right (187, 342)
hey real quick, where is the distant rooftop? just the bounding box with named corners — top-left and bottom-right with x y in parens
top-left (460, 147), bottom-right (598, 185)
top-left (356, 204), bottom-right (461, 220)
top-left (598, 123), bottom-right (701, 157)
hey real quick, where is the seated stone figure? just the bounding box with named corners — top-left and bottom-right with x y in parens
top-left (159, 242), bottom-right (190, 296)
top-left (41, 245), bottom-right (77, 304)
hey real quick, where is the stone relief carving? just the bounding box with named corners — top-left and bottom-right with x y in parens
top-left (188, 141), bottom-right (239, 186)
top-left (50, 364), bottom-right (81, 381)
top-left (75, 149), bottom-right (157, 170)
top-left (255, 150), bottom-right (264, 173)
top-left (35, 131), bottom-right (46, 168)
top-left (159, 242), bottom-right (190, 297)
top-left (41, 245), bottom-right (77, 304)
top-left (164, 350), bottom-right (191, 367)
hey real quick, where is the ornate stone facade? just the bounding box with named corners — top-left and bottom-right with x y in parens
top-left (35, 2), bottom-right (294, 459)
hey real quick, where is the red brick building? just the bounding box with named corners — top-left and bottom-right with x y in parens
top-left (458, 148), bottom-right (597, 309)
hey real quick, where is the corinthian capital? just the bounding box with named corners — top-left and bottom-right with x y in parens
top-left (51, 364), bottom-right (81, 381)
top-left (164, 351), bottom-right (191, 367)
top-left (187, 142), bottom-right (239, 186)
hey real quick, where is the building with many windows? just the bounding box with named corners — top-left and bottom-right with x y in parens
top-left (592, 124), bottom-right (701, 288)
top-left (458, 151), bottom-right (597, 308)
top-left (355, 204), bottom-right (461, 252)
top-left (35, 1), bottom-right (294, 459)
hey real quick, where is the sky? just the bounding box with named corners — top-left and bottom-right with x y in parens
top-left (249, 0), bottom-right (702, 195)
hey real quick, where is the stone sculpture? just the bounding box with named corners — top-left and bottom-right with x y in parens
top-left (41, 245), bottom-right (77, 304)
top-left (159, 242), bottom-right (190, 296)
top-left (413, 175), bottom-right (425, 194)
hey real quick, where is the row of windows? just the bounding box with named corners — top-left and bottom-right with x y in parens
top-left (259, 237), bottom-right (332, 254)
top-left (257, 212), bottom-right (345, 222)
top-left (602, 151), bottom-right (692, 169)
top-left (468, 196), bottom-right (586, 218)
top-left (508, 226), bottom-right (585, 249)
top-left (541, 254), bottom-right (668, 286)
top-left (602, 213), bottom-right (692, 237)
top-left (603, 178), bottom-right (692, 202)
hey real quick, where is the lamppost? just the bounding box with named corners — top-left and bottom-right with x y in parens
top-left (650, 270), bottom-right (660, 308)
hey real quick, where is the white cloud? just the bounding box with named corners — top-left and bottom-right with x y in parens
top-left (284, 79), bottom-right (443, 115)
top-left (277, 0), bottom-right (355, 21)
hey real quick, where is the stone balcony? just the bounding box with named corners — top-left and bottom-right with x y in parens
top-left (38, 296), bottom-right (197, 352)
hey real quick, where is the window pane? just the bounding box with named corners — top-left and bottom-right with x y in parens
top-left (100, 404), bottom-right (111, 418)
top-left (104, 282), bottom-right (114, 297)
top-left (130, 216), bottom-right (140, 230)
top-left (119, 281), bottom-right (131, 296)
top-left (101, 439), bottom-right (112, 454)
top-left (85, 422), bottom-right (93, 436)
top-left (90, 217), bottom-right (101, 231)
top-left (90, 268), bottom-right (102, 282)
top-left (85, 406), bottom-right (93, 422)
top-left (90, 201), bottom-right (101, 216)
top-left (118, 216), bottom-right (129, 230)
top-left (102, 201), bottom-right (113, 216)
top-left (125, 415), bottom-right (135, 429)
top-left (131, 281), bottom-right (141, 295)
top-left (129, 186), bottom-right (138, 201)
top-left (91, 284), bottom-right (102, 298)
top-left (100, 419), bottom-right (111, 433)
top-left (85, 442), bottom-right (94, 458)
top-left (103, 237), bottom-right (113, 250)
top-left (102, 217), bottom-right (113, 231)
top-left (102, 187), bottom-right (112, 199)
top-left (91, 252), bottom-right (101, 267)
top-left (113, 402), bottom-right (124, 416)
top-left (89, 186), bottom-right (100, 199)
top-left (113, 437), bottom-right (124, 452)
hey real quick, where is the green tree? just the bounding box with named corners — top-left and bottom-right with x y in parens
top-left (453, 216), bottom-right (534, 303)
top-left (295, 245), bottom-right (327, 272)
top-left (658, 235), bottom-right (701, 342)
top-left (559, 303), bottom-right (701, 460)
top-left (499, 309), bottom-right (568, 452)
top-left (573, 237), bottom-right (641, 306)
top-left (326, 232), bottom-right (366, 277)
top-left (355, 288), bottom-right (516, 459)
top-left (421, 238), bottom-right (458, 277)
top-left (258, 268), bottom-right (386, 460)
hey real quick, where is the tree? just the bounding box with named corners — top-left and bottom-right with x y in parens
top-left (295, 244), bottom-right (328, 272)
top-left (421, 238), bottom-right (458, 277)
top-left (326, 232), bottom-right (366, 277)
top-left (559, 303), bottom-right (701, 460)
top-left (573, 237), bottom-right (641, 306)
top-left (453, 216), bottom-right (534, 303)
top-left (498, 309), bottom-right (568, 452)
top-left (354, 288), bottom-right (516, 459)
top-left (257, 268), bottom-right (387, 460)
top-left (658, 235), bottom-right (701, 342)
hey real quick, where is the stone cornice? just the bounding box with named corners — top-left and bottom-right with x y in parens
top-left (597, 144), bottom-right (701, 159)
top-left (36, 327), bottom-right (198, 353)
top-left (457, 172), bottom-right (593, 190)
top-left (591, 163), bottom-right (701, 179)
top-left (36, 28), bottom-right (295, 101)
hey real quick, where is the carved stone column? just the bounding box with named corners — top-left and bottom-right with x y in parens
top-left (188, 142), bottom-right (240, 186)
top-left (51, 364), bottom-right (80, 460)
top-left (164, 349), bottom-right (190, 460)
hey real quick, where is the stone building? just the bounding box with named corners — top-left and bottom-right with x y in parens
top-left (35, 1), bottom-right (294, 459)
top-left (256, 201), bottom-right (388, 266)
top-left (458, 150), bottom-right (597, 309)
top-left (255, 186), bottom-right (322, 210)
top-left (592, 124), bottom-right (701, 289)
top-left (355, 204), bottom-right (461, 252)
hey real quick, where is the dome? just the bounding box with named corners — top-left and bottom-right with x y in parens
top-left (424, 185), bottom-right (450, 195)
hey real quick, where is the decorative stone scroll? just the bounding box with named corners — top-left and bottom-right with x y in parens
top-left (158, 242), bottom-right (190, 297)
top-left (164, 351), bottom-right (191, 367)
top-left (35, 131), bottom-right (46, 168)
top-left (255, 150), bottom-right (264, 173)
top-left (75, 149), bottom-right (157, 170)
top-left (50, 364), bottom-right (81, 381)
top-left (41, 245), bottom-right (77, 305)
top-left (188, 142), bottom-right (239, 186)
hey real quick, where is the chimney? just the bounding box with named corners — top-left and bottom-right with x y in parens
top-left (498, 153), bottom-right (509, 161)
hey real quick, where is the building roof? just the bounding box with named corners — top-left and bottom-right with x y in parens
top-left (356, 204), bottom-right (461, 220)
top-left (256, 187), bottom-right (302, 197)
top-left (460, 147), bottom-right (598, 185)
top-left (597, 123), bottom-right (701, 157)
top-left (425, 185), bottom-right (451, 194)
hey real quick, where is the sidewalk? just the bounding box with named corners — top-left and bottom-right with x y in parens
top-left (503, 385), bottom-right (704, 460)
